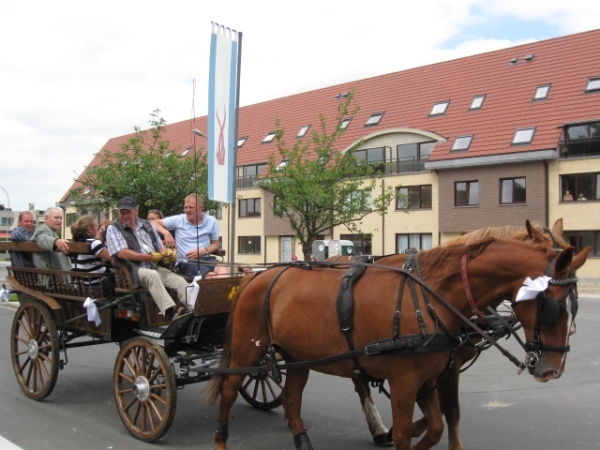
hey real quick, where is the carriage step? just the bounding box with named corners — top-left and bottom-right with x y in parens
top-left (138, 329), bottom-right (164, 339)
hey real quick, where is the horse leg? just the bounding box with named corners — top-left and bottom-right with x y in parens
top-left (281, 368), bottom-right (314, 450)
top-left (439, 349), bottom-right (474, 450)
top-left (412, 385), bottom-right (444, 450)
top-left (352, 378), bottom-right (393, 446)
top-left (214, 373), bottom-right (246, 450)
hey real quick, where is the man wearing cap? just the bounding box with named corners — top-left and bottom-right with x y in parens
top-left (106, 196), bottom-right (188, 321)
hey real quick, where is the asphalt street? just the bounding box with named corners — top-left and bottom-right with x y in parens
top-left (0, 260), bottom-right (599, 449)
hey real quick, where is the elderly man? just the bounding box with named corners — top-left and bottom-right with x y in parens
top-left (30, 207), bottom-right (71, 271)
top-left (152, 193), bottom-right (228, 278)
top-left (10, 211), bottom-right (36, 267)
top-left (106, 196), bottom-right (188, 321)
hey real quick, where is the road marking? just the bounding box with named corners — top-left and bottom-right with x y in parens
top-left (0, 435), bottom-right (24, 450)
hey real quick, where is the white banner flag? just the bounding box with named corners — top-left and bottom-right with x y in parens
top-left (208, 22), bottom-right (240, 204)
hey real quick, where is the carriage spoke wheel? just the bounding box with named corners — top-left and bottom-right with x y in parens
top-left (239, 352), bottom-right (285, 410)
top-left (11, 301), bottom-right (60, 400)
top-left (113, 337), bottom-right (176, 442)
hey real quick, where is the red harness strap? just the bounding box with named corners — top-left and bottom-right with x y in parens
top-left (461, 253), bottom-right (486, 321)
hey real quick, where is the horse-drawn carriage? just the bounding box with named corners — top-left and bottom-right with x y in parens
top-left (0, 219), bottom-right (591, 450)
top-left (0, 241), bottom-right (283, 442)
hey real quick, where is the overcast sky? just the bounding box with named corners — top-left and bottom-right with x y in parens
top-left (1, 0), bottom-right (599, 212)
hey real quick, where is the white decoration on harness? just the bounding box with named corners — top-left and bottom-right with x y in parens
top-left (186, 275), bottom-right (203, 308)
top-left (0, 288), bottom-right (9, 302)
top-left (515, 276), bottom-right (551, 302)
top-left (83, 297), bottom-right (101, 326)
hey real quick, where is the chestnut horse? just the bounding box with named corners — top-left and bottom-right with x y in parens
top-left (205, 229), bottom-right (588, 449)
top-left (352, 219), bottom-right (571, 448)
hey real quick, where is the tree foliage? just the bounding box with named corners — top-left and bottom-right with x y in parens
top-left (256, 92), bottom-right (397, 261)
top-left (71, 110), bottom-right (211, 218)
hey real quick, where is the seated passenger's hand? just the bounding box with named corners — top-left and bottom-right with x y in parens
top-left (149, 252), bottom-right (164, 265)
top-left (163, 248), bottom-right (177, 266)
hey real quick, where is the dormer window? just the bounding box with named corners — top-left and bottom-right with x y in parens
top-left (238, 136), bottom-right (248, 147)
top-left (512, 127), bottom-right (536, 145)
top-left (276, 160), bottom-right (289, 170)
top-left (469, 95), bottom-right (486, 110)
top-left (451, 135), bottom-right (473, 151)
top-left (262, 132), bottom-right (276, 143)
top-left (585, 76), bottom-right (600, 92)
top-left (297, 125), bottom-right (310, 138)
top-left (429, 101), bottom-right (449, 116)
top-left (340, 118), bottom-right (352, 130)
top-left (365, 112), bottom-right (384, 126)
top-left (533, 84), bottom-right (551, 100)
top-left (180, 146), bottom-right (191, 157)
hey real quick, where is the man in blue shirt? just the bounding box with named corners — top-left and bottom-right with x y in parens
top-left (10, 211), bottom-right (36, 267)
top-left (152, 194), bottom-right (228, 278)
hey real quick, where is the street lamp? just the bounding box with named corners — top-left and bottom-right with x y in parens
top-left (0, 185), bottom-right (10, 251)
top-left (192, 129), bottom-right (206, 138)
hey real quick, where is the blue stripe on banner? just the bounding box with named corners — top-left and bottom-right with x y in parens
top-left (208, 31), bottom-right (218, 202)
top-left (226, 39), bottom-right (238, 203)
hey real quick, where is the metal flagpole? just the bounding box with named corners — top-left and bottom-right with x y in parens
top-left (228, 31), bottom-right (242, 274)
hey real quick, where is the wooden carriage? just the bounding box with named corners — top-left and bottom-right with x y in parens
top-left (0, 241), bottom-right (283, 442)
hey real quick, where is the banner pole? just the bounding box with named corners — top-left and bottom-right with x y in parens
top-left (229, 30), bottom-right (242, 274)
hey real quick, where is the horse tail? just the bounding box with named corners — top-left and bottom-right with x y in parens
top-left (202, 274), bottom-right (256, 406)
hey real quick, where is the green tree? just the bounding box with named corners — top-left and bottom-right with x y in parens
top-left (256, 92), bottom-right (398, 261)
top-left (71, 110), bottom-right (211, 218)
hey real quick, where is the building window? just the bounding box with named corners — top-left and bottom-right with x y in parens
top-left (512, 128), bottom-right (535, 145)
top-left (585, 77), bottom-right (600, 92)
top-left (396, 185), bottom-right (432, 210)
top-left (533, 84), bottom-right (551, 100)
top-left (561, 121), bottom-right (600, 158)
top-left (397, 142), bottom-right (435, 173)
top-left (396, 234), bottom-right (432, 252)
top-left (66, 213), bottom-right (78, 227)
top-left (238, 136), bottom-right (248, 147)
top-left (340, 118), bottom-right (352, 129)
top-left (239, 198), bottom-right (261, 217)
top-left (365, 112), bottom-right (384, 126)
top-left (237, 163), bottom-right (267, 189)
top-left (451, 135), bottom-right (473, 151)
top-left (429, 101), bottom-right (449, 116)
top-left (563, 230), bottom-right (600, 257)
top-left (469, 95), bottom-right (486, 110)
top-left (500, 177), bottom-right (526, 204)
top-left (180, 146), bottom-right (192, 157)
top-left (455, 181), bottom-right (479, 206)
top-left (206, 203), bottom-right (223, 220)
top-left (296, 125), bottom-right (310, 138)
top-left (560, 173), bottom-right (599, 202)
top-left (340, 233), bottom-right (371, 255)
top-left (262, 132), bottom-right (276, 143)
top-left (238, 236), bottom-right (261, 254)
top-left (346, 190), bottom-right (372, 211)
top-left (355, 147), bottom-right (386, 173)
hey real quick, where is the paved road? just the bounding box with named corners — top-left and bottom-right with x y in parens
top-left (1, 297), bottom-right (600, 450)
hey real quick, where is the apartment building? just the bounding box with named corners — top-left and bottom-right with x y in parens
top-left (60, 29), bottom-right (600, 278)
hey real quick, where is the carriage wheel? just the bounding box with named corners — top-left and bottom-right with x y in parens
top-left (11, 301), bottom-right (60, 400)
top-left (113, 337), bottom-right (177, 442)
top-left (239, 352), bottom-right (285, 410)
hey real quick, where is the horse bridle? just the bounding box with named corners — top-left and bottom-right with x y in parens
top-left (510, 259), bottom-right (579, 370)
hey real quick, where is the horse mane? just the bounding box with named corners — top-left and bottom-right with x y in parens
top-left (444, 222), bottom-right (550, 246)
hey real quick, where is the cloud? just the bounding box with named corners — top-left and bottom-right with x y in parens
top-left (0, 0), bottom-right (598, 211)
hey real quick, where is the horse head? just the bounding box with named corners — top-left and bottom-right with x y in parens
top-left (511, 244), bottom-right (589, 381)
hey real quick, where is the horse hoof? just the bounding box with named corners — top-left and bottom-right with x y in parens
top-left (373, 433), bottom-right (394, 447)
top-left (293, 432), bottom-right (314, 450)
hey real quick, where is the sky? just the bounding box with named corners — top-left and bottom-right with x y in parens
top-left (1, 0), bottom-right (600, 212)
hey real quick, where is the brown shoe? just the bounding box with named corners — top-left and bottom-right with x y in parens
top-left (172, 306), bottom-right (186, 321)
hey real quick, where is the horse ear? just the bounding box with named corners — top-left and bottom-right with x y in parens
top-left (551, 218), bottom-right (564, 237)
top-left (554, 247), bottom-right (574, 275)
top-left (526, 219), bottom-right (544, 242)
top-left (571, 246), bottom-right (591, 271)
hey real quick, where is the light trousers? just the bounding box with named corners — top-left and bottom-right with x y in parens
top-left (137, 266), bottom-right (189, 315)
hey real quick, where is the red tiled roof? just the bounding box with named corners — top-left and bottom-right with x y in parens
top-left (61, 28), bottom-right (600, 203)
